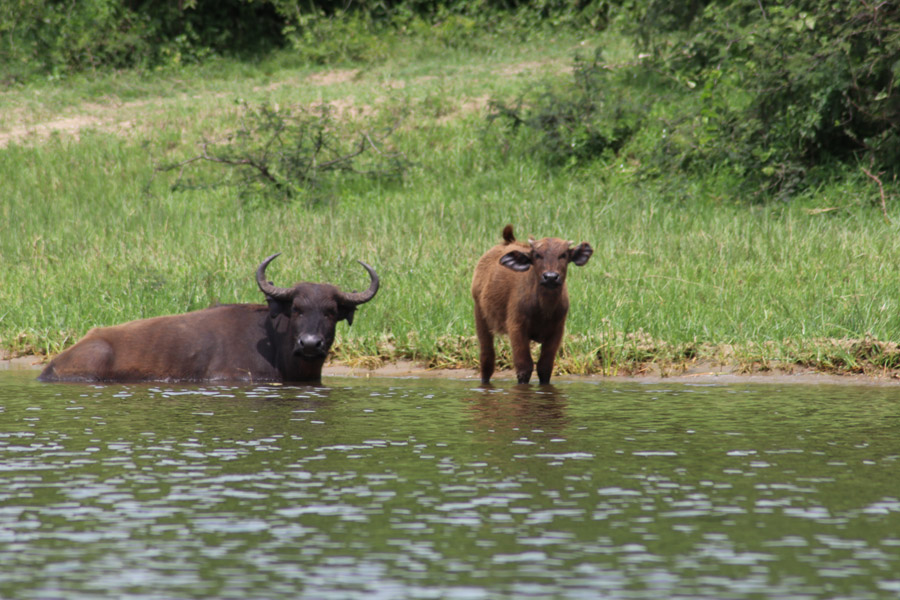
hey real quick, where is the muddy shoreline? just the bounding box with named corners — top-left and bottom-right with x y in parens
top-left (3, 354), bottom-right (899, 386)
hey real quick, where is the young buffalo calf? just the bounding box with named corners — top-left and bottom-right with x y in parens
top-left (471, 225), bottom-right (593, 385)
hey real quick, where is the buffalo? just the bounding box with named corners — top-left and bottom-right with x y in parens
top-left (38, 253), bottom-right (379, 383)
top-left (471, 225), bottom-right (592, 385)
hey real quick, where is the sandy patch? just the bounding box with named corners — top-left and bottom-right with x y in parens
top-left (0, 59), bottom-right (523, 149)
top-left (435, 94), bottom-right (491, 124)
top-left (307, 69), bottom-right (361, 86)
top-left (0, 355), bottom-right (45, 371)
top-left (0, 98), bottom-right (150, 148)
top-left (0, 115), bottom-right (102, 147)
top-left (0, 72), bottom-right (385, 149)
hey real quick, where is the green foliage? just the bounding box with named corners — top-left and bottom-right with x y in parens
top-left (629, 0), bottom-right (900, 198)
top-left (481, 0), bottom-right (899, 200)
top-left (1, 0), bottom-right (608, 84)
top-left (278, 7), bottom-right (392, 64)
top-left (2, 27), bottom-right (900, 375)
top-left (1, 0), bottom-right (139, 81)
top-left (155, 101), bottom-right (409, 206)
top-left (487, 48), bottom-right (643, 168)
top-left (618, 0), bottom-right (711, 38)
top-left (0, 0), bottom-right (285, 83)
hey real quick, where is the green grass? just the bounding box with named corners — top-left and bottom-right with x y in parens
top-left (2, 28), bottom-right (899, 376)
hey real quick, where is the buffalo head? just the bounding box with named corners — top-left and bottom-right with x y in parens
top-left (499, 236), bottom-right (593, 290)
top-left (256, 253), bottom-right (379, 360)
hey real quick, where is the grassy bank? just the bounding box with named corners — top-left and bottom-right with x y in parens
top-left (2, 29), bottom-right (899, 377)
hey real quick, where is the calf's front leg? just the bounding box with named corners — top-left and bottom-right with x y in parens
top-left (508, 327), bottom-right (534, 384)
top-left (474, 305), bottom-right (496, 384)
top-left (536, 326), bottom-right (565, 385)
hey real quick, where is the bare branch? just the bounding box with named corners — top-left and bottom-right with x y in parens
top-left (152, 102), bottom-right (409, 202)
top-left (862, 166), bottom-right (892, 224)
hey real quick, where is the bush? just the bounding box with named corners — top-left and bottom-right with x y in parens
top-left (1, 0), bottom-right (609, 83)
top-left (630, 0), bottom-right (900, 198)
top-left (279, 7), bottom-right (391, 65)
top-left (487, 48), bottom-right (643, 168)
top-left (155, 101), bottom-right (409, 206)
top-left (488, 0), bottom-right (899, 200)
top-left (0, 0), bottom-right (285, 83)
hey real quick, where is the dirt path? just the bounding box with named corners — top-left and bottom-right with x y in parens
top-left (0, 55), bottom-right (572, 149)
top-left (0, 99), bottom-right (151, 148)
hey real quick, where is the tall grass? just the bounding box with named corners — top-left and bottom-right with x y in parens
top-left (2, 30), bottom-right (899, 375)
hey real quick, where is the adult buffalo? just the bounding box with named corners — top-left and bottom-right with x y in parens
top-left (38, 253), bottom-right (379, 383)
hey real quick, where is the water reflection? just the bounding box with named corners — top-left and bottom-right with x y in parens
top-left (2, 371), bottom-right (900, 599)
top-left (463, 384), bottom-right (569, 440)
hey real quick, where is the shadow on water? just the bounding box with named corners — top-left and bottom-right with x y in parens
top-left (3, 370), bottom-right (900, 599)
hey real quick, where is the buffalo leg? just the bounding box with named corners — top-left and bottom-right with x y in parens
top-left (508, 327), bottom-right (534, 384)
top-left (536, 328), bottom-right (564, 385)
top-left (474, 305), bottom-right (495, 384)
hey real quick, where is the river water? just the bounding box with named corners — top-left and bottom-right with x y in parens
top-left (1, 370), bottom-right (900, 599)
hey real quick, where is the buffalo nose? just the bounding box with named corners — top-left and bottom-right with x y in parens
top-left (295, 334), bottom-right (327, 357)
top-left (541, 271), bottom-right (561, 286)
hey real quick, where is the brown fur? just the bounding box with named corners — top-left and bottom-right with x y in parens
top-left (38, 256), bottom-right (378, 384)
top-left (471, 224), bottom-right (592, 384)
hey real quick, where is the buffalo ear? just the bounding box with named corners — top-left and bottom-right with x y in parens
top-left (499, 250), bottom-right (532, 272)
top-left (569, 243), bottom-right (593, 267)
top-left (266, 297), bottom-right (290, 320)
top-left (338, 305), bottom-right (357, 326)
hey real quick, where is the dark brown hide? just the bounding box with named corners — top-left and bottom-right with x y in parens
top-left (38, 254), bottom-right (379, 383)
top-left (471, 225), bottom-right (592, 384)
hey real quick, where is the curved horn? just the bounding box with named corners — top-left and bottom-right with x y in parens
top-left (335, 261), bottom-right (380, 306)
top-left (256, 253), bottom-right (293, 300)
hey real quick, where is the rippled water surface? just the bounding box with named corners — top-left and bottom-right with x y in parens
top-left (2, 371), bottom-right (900, 599)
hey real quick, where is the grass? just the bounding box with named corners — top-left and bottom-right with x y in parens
top-left (2, 28), bottom-right (899, 377)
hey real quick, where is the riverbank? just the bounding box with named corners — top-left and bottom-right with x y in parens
top-left (2, 30), bottom-right (898, 372)
top-left (5, 352), bottom-right (898, 386)
top-left (327, 359), bottom-right (900, 386)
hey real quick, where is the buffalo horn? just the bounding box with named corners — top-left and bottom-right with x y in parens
top-left (256, 253), bottom-right (293, 300)
top-left (335, 261), bottom-right (380, 306)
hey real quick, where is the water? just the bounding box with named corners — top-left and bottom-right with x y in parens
top-left (2, 370), bottom-right (900, 599)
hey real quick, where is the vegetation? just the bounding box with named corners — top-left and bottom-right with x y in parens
top-left (153, 101), bottom-right (410, 206)
top-left (1, 2), bottom-right (899, 378)
top-left (0, 0), bottom-right (602, 84)
top-left (489, 1), bottom-right (899, 201)
top-left (629, 0), bottom-right (900, 199)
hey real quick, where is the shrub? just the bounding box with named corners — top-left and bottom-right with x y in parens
top-left (155, 101), bottom-right (409, 206)
top-left (487, 48), bottom-right (643, 168)
top-left (630, 0), bottom-right (900, 198)
top-left (1, 0), bottom-right (607, 83)
top-left (0, 0), bottom-right (286, 83)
